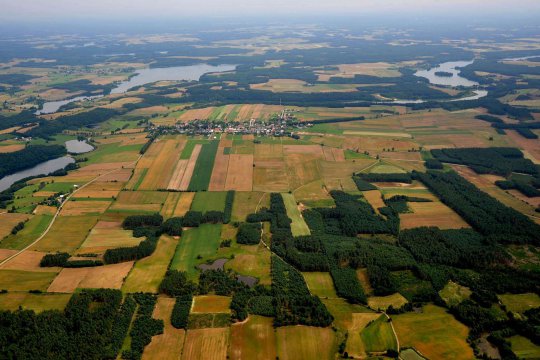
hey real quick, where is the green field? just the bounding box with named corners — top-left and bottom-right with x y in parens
top-left (190, 191), bottom-right (227, 212)
top-left (0, 270), bottom-right (57, 291)
top-left (439, 281), bottom-right (472, 307)
top-left (510, 335), bottom-right (540, 359)
top-left (303, 272), bottom-right (338, 298)
top-left (0, 215), bottom-right (52, 250)
top-left (0, 293), bottom-right (71, 312)
top-left (498, 293), bottom-right (540, 314)
top-left (170, 224), bottom-right (222, 279)
top-left (281, 193), bottom-right (311, 237)
top-left (360, 314), bottom-right (398, 353)
top-left (188, 140), bottom-right (219, 191)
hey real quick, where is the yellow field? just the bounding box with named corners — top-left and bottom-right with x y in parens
top-left (72, 181), bottom-right (124, 199)
top-left (138, 138), bottom-right (185, 190)
top-left (229, 315), bottom-right (277, 360)
top-left (0, 292), bottom-right (71, 312)
top-left (181, 328), bottom-right (229, 360)
top-left (122, 235), bottom-right (178, 293)
top-left (400, 201), bottom-right (470, 230)
top-left (173, 192), bottom-right (195, 217)
top-left (0, 269), bottom-right (57, 291)
top-left (345, 313), bottom-right (383, 358)
top-left (142, 297), bottom-right (186, 360)
top-left (276, 326), bottom-right (337, 360)
top-left (192, 295), bottom-right (232, 314)
top-left (303, 272), bottom-right (338, 298)
top-left (0, 213), bottom-right (31, 239)
top-left (61, 200), bottom-right (112, 216)
top-left (368, 293), bottom-right (408, 311)
top-left (110, 191), bottom-right (168, 212)
top-left (160, 192), bottom-right (181, 218)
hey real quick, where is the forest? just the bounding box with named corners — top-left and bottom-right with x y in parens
top-left (0, 145), bottom-right (66, 178)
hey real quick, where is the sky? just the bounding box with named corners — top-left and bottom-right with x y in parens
top-left (3, 0), bottom-right (540, 21)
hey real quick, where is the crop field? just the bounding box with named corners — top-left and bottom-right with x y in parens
top-left (253, 159), bottom-right (290, 192)
top-left (0, 215), bottom-right (52, 250)
top-left (188, 141), bottom-right (219, 191)
top-left (110, 191), bottom-right (168, 212)
top-left (138, 138), bottom-right (185, 190)
top-left (251, 79), bottom-right (361, 93)
top-left (225, 154), bottom-right (254, 191)
top-left (282, 193), bottom-right (311, 236)
top-left (345, 312), bottom-right (382, 358)
top-left (191, 191), bottom-right (227, 212)
top-left (72, 181), bottom-right (124, 199)
top-left (360, 314), bottom-right (398, 353)
top-left (182, 328), bottom-right (229, 360)
top-left (231, 191), bottom-right (267, 222)
top-left (47, 261), bottom-right (134, 292)
top-left (0, 213), bottom-right (31, 239)
top-left (0, 250), bottom-right (56, 272)
top-left (79, 222), bottom-right (140, 254)
top-left (0, 269), bottom-right (57, 291)
top-left (192, 295), bottom-right (232, 313)
top-left (362, 190), bottom-right (386, 214)
top-left (160, 192), bottom-right (181, 218)
top-left (123, 235), bottom-right (178, 293)
top-left (393, 304), bottom-right (474, 360)
top-left (61, 200), bottom-right (112, 216)
top-left (229, 315), bottom-right (277, 360)
top-left (303, 272), bottom-right (337, 298)
top-left (208, 149), bottom-right (230, 191)
top-left (276, 326), bottom-right (337, 360)
top-left (142, 297), bottom-right (186, 360)
top-left (170, 224), bottom-right (222, 279)
top-left (400, 201), bottom-right (470, 230)
top-left (0, 292), bottom-right (71, 312)
top-left (32, 215), bottom-right (99, 253)
top-left (293, 180), bottom-right (334, 208)
top-left (173, 192), bottom-right (195, 216)
top-left (498, 293), bottom-right (540, 314)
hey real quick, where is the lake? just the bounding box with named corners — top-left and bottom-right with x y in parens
top-left (36, 63), bottom-right (237, 113)
top-left (0, 156), bottom-right (75, 192)
top-left (110, 63), bottom-right (237, 94)
top-left (415, 60), bottom-right (479, 87)
top-left (65, 140), bottom-right (94, 154)
top-left (35, 95), bottom-right (103, 115)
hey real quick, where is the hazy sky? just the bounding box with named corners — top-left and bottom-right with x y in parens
top-left (3, 0), bottom-right (540, 20)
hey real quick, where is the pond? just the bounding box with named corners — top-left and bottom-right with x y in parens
top-left (198, 258), bottom-right (228, 271)
top-left (65, 140), bottom-right (94, 154)
top-left (110, 63), bottom-right (237, 94)
top-left (236, 275), bottom-right (258, 287)
top-left (0, 156), bottom-right (75, 192)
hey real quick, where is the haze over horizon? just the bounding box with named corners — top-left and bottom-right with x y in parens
top-left (3, 0), bottom-right (540, 22)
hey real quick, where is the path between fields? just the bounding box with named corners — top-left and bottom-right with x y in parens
top-left (0, 155), bottom-right (143, 268)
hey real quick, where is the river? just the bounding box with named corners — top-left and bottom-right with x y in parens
top-left (36, 63), bottom-right (237, 114)
top-left (0, 156), bottom-right (75, 192)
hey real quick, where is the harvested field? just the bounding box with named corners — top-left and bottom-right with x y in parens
top-left (393, 304), bottom-right (474, 360)
top-left (61, 200), bottom-right (112, 216)
top-left (303, 272), bottom-right (337, 298)
top-left (72, 181), bottom-right (124, 199)
top-left (229, 315), bottom-right (277, 360)
top-left (224, 154), bottom-right (253, 191)
top-left (0, 249), bottom-right (17, 262)
top-left (79, 223), bottom-right (140, 254)
top-left (142, 297), bottom-right (186, 360)
top-left (32, 215), bottom-right (98, 253)
top-left (139, 139), bottom-right (185, 190)
top-left (0, 213), bottom-right (31, 239)
top-left (276, 326), bottom-right (337, 360)
top-left (400, 201), bottom-right (470, 230)
top-left (0, 250), bottom-right (57, 272)
top-left (179, 144), bottom-right (202, 190)
top-left (368, 293), bottom-right (408, 311)
top-left (0, 144), bottom-right (24, 153)
top-left (285, 154), bottom-right (321, 190)
top-left (173, 192), bottom-right (195, 217)
top-left (0, 293), bottom-right (71, 312)
top-left (95, 168), bottom-right (133, 182)
top-left (283, 144), bottom-right (324, 158)
top-left (363, 190), bottom-right (386, 214)
top-left (253, 160), bottom-right (289, 192)
top-left (254, 143), bottom-right (283, 160)
top-left (181, 328), bottom-right (229, 360)
top-left (192, 295), bottom-right (232, 313)
top-left (282, 193), bottom-right (311, 236)
top-left (33, 205), bottom-right (57, 215)
top-left (179, 107), bottom-right (216, 122)
top-left (47, 261), bottom-right (133, 292)
top-left (160, 192), bottom-right (181, 218)
top-left (208, 150), bottom-right (230, 191)
top-left (110, 191), bottom-right (168, 212)
top-left (123, 235), bottom-right (178, 293)
top-left (317, 62), bottom-right (402, 81)
top-left (0, 269), bottom-right (57, 291)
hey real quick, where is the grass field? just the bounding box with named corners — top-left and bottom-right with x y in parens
top-left (182, 328), bottom-right (229, 360)
top-left (0, 215), bottom-right (52, 250)
top-left (231, 192), bottom-right (267, 222)
top-left (188, 140), bottom-right (219, 191)
top-left (282, 193), bottom-right (311, 236)
top-left (229, 315), bottom-right (277, 360)
top-left (276, 326), bottom-right (337, 360)
top-left (0, 213), bottom-right (31, 240)
top-left (170, 224), bottom-right (222, 279)
top-left (0, 292), bottom-right (71, 312)
top-left (191, 191), bottom-right (227, 212)
top-left (224, 244), bottom-right (272, 286)
top-left (303, 272), bottom-right (338, 298)
top-left (360, 314), bottom-right (398, 353)
top-left (142, 297), bottom-right (186, 360)
top-left (123, 235), bottom-right (178, 293)
top-left (367, 293), bottom-right (408, 311)
top-left (393, 304), bottom-right (474, 360)
top-left (498, 293), bottom-right (540, 314)
top-left (509, 335), bottom-right (540, 359)
top-left (345, 312), bottom-right (382, 358)
top-left (439, 281), bottom-right (472, 307)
